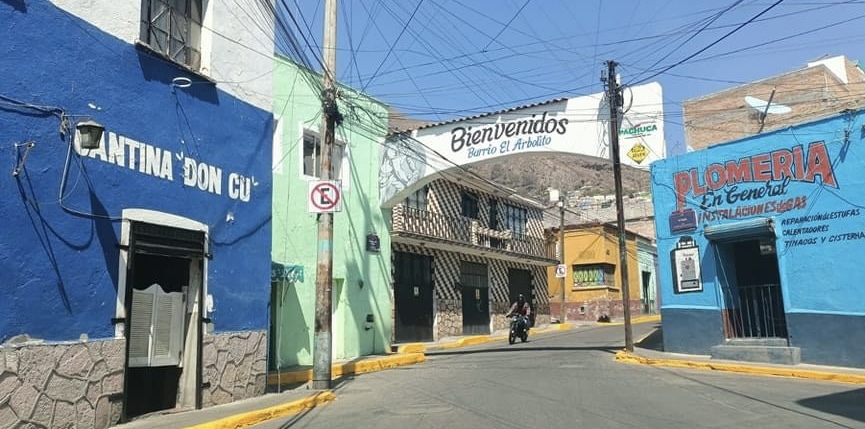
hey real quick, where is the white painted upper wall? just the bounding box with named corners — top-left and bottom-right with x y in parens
top-left (807, 55), bottom-right (849, 84)
top-left (52, 0), bottom-right (274, 111)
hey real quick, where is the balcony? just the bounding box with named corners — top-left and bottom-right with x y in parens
top-left (392, 206), bottom-right (557, 264)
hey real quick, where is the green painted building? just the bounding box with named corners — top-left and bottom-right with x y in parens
top-left (637, 236), bottom-right (659, 315)
top-left (270, 56), bottom-right (392, 369)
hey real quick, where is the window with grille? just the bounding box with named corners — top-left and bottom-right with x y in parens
top-left (460, 261), bottom-right (488, 288)
top-left (572, 264), bottom-right (615, 289)
top-left (140, 0), bottom-right (203, 70)
top-left (489, 199), bottom-right (500, 230)
top-left (504, 204), bottom-right (527, 235)
top-left (302, 131), bottom-right (345, 179)
top-left (404, 185), bottom-right (429, 211)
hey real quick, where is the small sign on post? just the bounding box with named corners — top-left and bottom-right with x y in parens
top-left (308, 180), bottom-right (342, 213)
top-left (555, 264), bottom-right (567, 279)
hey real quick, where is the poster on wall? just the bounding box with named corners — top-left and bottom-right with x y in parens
top-left (670, 236), bottom-right (702, 294)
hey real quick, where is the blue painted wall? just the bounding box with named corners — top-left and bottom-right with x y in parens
top-left (0, 1), bottom-right (272, 342)
top-left (651, 110), bottom-right (865, 364)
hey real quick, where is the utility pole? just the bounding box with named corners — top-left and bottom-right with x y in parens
top-left (313, 0), bottom-right (337, 390)
top-left (604, 60), bottom-right (634, 352)
top-left (558, 195), bottom-right (566, 324)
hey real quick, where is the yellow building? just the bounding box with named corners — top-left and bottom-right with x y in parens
top-left (547, 222), bottom-right (655, 322)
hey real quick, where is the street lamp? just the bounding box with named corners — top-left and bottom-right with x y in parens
top-left (76, 120), bottom-right (105, 150)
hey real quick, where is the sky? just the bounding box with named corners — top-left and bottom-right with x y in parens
top-left (276, 0), bottom-right (865, 157)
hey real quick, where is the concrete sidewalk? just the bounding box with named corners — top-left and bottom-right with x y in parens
top-left (113, 389), bottom-right (334, 429)
top-left (616, 321), bottom-right (865, 385)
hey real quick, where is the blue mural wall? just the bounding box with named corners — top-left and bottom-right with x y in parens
top-left (0, 1), bottom-right (272, 342)
top-left (651, 110), bottom-right (865, 367)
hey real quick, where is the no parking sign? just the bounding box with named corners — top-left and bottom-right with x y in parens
top-left (308, 180), bottom-right (343, 213)
top-left (555, 264), bottom-right (566, 278)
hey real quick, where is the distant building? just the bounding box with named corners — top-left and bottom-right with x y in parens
top-left (389, 175), bottom-right (557, 342)
top-left (543, 194), bottom-right (657, 241)
top-left (683, 55), bottom-right (865, 151)
top-left (546, 223), bottom-right (657, 322)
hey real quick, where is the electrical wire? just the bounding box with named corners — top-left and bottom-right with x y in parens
top-left (627, 0), bottom-right (747, 85)
top-left (361, 0), bottom-right (426, 92)
top-left (627, 0), bottom-right (789, 86)
top-left (481, 0), bottom-right (531, 52)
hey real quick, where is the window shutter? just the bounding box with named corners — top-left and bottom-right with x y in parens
top-left (128, 283), bottom-right (185, 367)
top-left (128, 287), bottom-right (155, 367)
top-left (150, 290), bottom-right (185, 366)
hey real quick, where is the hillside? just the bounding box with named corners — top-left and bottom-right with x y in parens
top-left (466, 153), bottom-right (656, 235)
top-left (466, 153), bottom-right (652, 203)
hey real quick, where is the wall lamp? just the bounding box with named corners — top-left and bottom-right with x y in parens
top-left (76, 120), bottom-right (105, 150)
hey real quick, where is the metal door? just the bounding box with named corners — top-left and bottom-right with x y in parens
top-left (460, 261), bottom-right (490, 335)
top-left (394, 252), bottom-right (434, 342)
top-left (720, 239), bottom-right (788, 339)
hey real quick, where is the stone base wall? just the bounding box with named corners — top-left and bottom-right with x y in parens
top-left (533, 303), bottom-right (551, 327)
top-left (435, 299), bottom-right (462, 339)
top-left (551, 299), bottom-right (645, 322)
top-left (0, 339), bottom-right (125, 429)
top-left (201, 331), bottom-right (266, 408)
top-left (435, 299), bottom-right (550, 338)
top-left (491, 302), bottom-right (510, 332)
top-left (0, 330), bottom-right (267, 429)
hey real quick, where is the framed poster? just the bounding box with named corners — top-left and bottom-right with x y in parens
top-left (670, 236), bottom-right (702, 294)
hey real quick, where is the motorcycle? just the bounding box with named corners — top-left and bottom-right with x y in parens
top-left (508, 314), bottom-right (529, 344)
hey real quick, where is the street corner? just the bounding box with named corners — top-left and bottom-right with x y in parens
top-left (614, 350), bottom-right (644, 363)
top-left (184, 391), bottom-right (336, 429)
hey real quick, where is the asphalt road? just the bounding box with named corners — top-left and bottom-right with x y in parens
top-left (252, 323), bottom-right (865, 429)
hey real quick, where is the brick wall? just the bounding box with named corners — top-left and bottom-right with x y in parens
top-left (684, 60), bottom-right (865, 150)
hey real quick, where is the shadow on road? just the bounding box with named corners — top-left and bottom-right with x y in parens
top-left (635, 323), bottom-right (664, 351)
top-left (427, 345), bottom-right (619, 357)
top-left (655, 366), bottom-right (863, 428)
top-left (797, 388), bottom-right (865, 424)
top-left (274, 406), bottom-right (316, 429)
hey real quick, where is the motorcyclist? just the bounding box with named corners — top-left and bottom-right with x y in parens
top-left (507, 294), bottom-right (531, 332)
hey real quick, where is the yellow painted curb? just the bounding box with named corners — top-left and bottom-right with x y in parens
top-left (266, 369), bottom-right (312, 386)
top-left (457, 336), bottom-right (494, 347)
top-left (615, 351), bottom-right (865, 385)
top-left (526, 323), bottom-right (571, 334)
top-left (631, 315), bottom-right (662, 324)
top-left (184, 391), bottom-right (336, 429)
top-left (606, 315), bottom-right (661, 326)
top-left (267, 353), bottom-right (425, 386)
top-left (397, 343), bottom-right (427, 354)
top-left (333, 353), bottom-right (426, 378)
